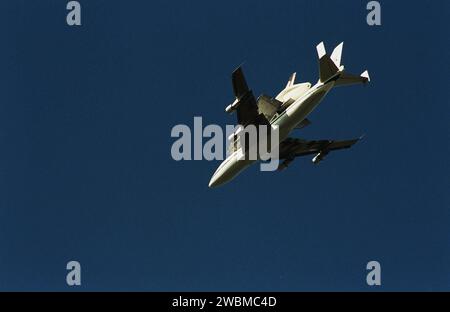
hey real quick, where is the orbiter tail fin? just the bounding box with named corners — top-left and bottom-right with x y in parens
top-left (285, 72), bottom-right (297, 88)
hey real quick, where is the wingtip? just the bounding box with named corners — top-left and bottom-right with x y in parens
top-left (232, 62), bottom-right (246, 74)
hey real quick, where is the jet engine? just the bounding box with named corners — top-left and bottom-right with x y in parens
top-left (225, 98), bottom-right (240, 113)
top-left (312, 151), bottom-right (329, 164)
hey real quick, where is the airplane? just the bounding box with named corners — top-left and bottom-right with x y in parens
top-left (208, 41), bottom-right (370, 188)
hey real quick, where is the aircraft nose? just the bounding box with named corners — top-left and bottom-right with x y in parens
top-left (209, 168), bottom-right (228, 188)
top-left (208, 157), bottom-right (240, 188)
top-left (208, 173), bottom-right (220, 188)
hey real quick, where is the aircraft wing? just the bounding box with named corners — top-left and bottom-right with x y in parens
top-left (277, 136), bottom-right (362, 170)
top-left (230, 67), bottom-right (260, 126)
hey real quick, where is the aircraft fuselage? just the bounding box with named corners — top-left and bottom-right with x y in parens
top-left (208, 79), bottom-right (336, 188)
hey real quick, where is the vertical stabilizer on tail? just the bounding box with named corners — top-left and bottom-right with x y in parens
top-left (330, 42), bottom-right (344, 68)
top-left (316, 41), bottom-right (339, 83)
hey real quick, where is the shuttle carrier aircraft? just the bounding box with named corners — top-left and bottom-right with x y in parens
top-left (209, 42), bottom-right (370, 188)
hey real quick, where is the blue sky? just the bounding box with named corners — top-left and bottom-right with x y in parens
top-left (0, 0), bottom-right (449, 291)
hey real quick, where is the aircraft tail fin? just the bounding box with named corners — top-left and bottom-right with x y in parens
top-left (330, 42), bottom-right (343, 68)
top-left (317, 41), bottom-right (370, 86)
top-left (316, 42), bottom-right (341, 83)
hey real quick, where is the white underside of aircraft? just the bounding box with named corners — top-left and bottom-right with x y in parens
top-left (209, 42), bottom-right (370, 188)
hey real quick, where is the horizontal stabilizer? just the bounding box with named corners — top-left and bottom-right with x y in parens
top-left (334, 70), bottom-right (370, 87)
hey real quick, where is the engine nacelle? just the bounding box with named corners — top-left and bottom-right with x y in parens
top-left (227, 125), bottom-right (243, 141)
top-left (312, 151), bottom-right (328, 164)
top-left (225, 98), bottom-right (240, 113)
